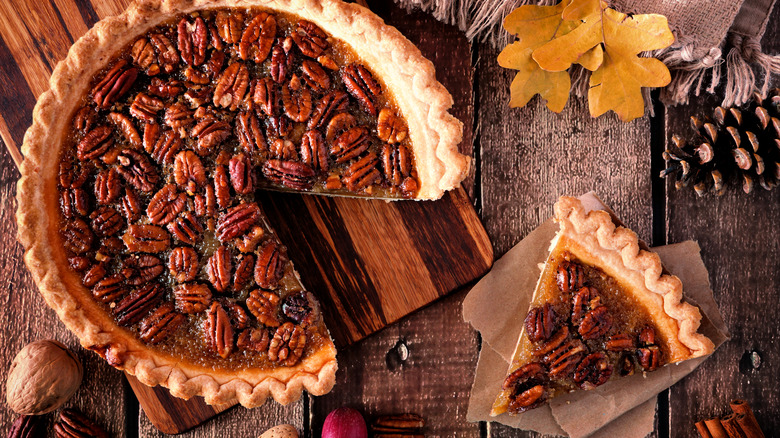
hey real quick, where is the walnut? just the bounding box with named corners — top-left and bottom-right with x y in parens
top-left (6, 340), bottom-right (83, 415)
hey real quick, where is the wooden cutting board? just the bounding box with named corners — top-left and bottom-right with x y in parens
top-left (128, 187), bottom-right (492, 433)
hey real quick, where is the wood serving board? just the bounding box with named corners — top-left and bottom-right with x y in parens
top-left (128, 187), bottom-right (492, 433)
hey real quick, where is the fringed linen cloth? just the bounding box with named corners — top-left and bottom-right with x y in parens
top-left (395, 0), bottom-right (780, 106)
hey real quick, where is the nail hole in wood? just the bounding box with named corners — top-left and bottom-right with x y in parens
top-left (739, 349), bottom-right (762, 375)
top-left (385, 339), bottom-right (409, 371)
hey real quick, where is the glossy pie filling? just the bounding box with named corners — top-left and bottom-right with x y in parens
top-left (503, 250), bottom-right (667, 413)
top-left (55, 8), bottom-right (420, 369)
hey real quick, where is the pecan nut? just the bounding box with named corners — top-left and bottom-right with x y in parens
top-left (77, 126), bottom-right (114, 161)
top-left (605, 333), bottom-right (636, 351)
top-left (54, 409), bottom-right (109, 438)
top-left (229, 153), bottom-right (254, 194)
top-left (235, 226), bottom-right (265, 252)
top-left (240, 13), bottom-right (276, 63)
top-left (233, 253), bottom-right (255, 291)
top-left (571, 286), bottom-right (599, 324)
top-left (377, 108), bottom-right (408, 144)
top-left (545, 338), bottom-right (588, 379)
top-left (113, 283), bottom-right (163, 326)
top-left (207, 245), bottom-right (233, 293)
top-left (343, 153), bottom-right (380, 193)
top-left (331, 126), bottom-right (370, 164)
top-left (122, 254), bottom-right (164, 286)
top-left (578, 305), bottom-right (613, 340)
top-left (262, 159), bottom-right (316, 191)
top-left (8, 415), bottom-right (40, 438)
top-left (73, 107), bottom-right (97, 133)
top-left (190, 117), bottom-right (232, 155)
top-left (61, 188), bottom-right (90, 218)
top-left (300, 130), bottom-right (328, 173)
top-left (216, 203), bottom-right (261, 241)
top-left (639, 326), bottom-right (656, 346)
top-left (216, 11), bottom-right (243, 44)
top-left (236, 110), bottom-right (267, 154)
top-left (254, 240), bottom-right (286, 289)
top-left (270, 39), bottom-right (295, 84)
top-left (213, 61), bottom-right (249, 110)
top-left (270, 139), bottom-right (298, 160)
top-left (637, 346), bottom-right (662, 371)
top-left (214, 165), bottom-right (232, 209)
top-left (116, 149), bottom-right (160, 193)
top-left (246, 289), bottom-right (281, 327)
top-left (381, 143), bottom-right (416, 196)
top-left (143, 125), bottom-right (182, 166)
top-left (147, 184), bottom-right (187, 225)
top-left (237, 328), bottom-right (271, 352)
top-left (524, 303), bottom-right (556, 343)
top-left (148, 77), bottom-right (184, 98)
top-left (164, 102), bottom-right (195, 132)
top-left (129, 93), bottom-right (165, 122)
top-left (291, 20), bottom-right (328, 58)
top-left (282, 291), bottom-right (313, 325)
top-left (221, 300), bottom-right (251, 330)
top-left (573, 352), bottom-right (613, 389)
top-left (204, 301), bottom-right (234, 358)
top-left (178, 17), bottom-right (208, 66)
top-left (92, 274), bottom-right (126, 303)
top-left (301, 59), bottom-right (330, 92)
top-left (557, 260), bottom-right (585, 293)
top-left (149, 33), bottom-right (179, 74)
top-left (174, 150), bottom-right (207, 194)
top-left (92, 60), bottom-right (138, 110)
top-left (308, 90), bottom-right (348, 130)
top-left (342, 64), bottom-right (381, 116)
top-left (268, 322), bottom-right (306, 366)
top-left (252, 78), bottom-right (278, 116)
top-left (174, 283), bottom-right (212, 314)
top-left (90, 206), bottom-right (125, 239)
top-left (168, 212), bottom-right (204, 245)
top-left (502, 363), bottom-right (549, 414)
top-left (169, 247), bottom-right (200, 282)
top-left (95, 168), bottom-right (122, 204)
top-left (107, 112), bottom-right (142, 147)
top-left (123, 224), bottom-right (170, 253)
top-left (62, 219), bottom-right (94, 254)
top-left (121, 188), bottom-right (143, 222)
top-left (281, 79), bottom-right (313, 122)
top-left (325, 112), bottom-right (357, 143)
top-left (139, 302), bottom-right (185, 344)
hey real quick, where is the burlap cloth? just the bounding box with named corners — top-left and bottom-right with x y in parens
top-left (396, 0), bottom-right (780, 106)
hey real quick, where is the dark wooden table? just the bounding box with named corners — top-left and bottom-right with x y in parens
top-left (0, 1), bottom-right (777, 437)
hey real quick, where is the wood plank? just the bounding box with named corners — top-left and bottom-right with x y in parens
top-left (475, 39), bottom-right (657, 437)
top-left (665, 7), bottom-right (780, 436)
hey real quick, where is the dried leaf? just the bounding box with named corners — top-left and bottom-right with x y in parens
top-left (497, 0), bottom-right (577, 112)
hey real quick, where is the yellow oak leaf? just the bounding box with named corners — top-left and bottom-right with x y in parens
top-left (578, 45), bottom-right (603, 71)
top-left (497, 0), bottom-right (576, 112)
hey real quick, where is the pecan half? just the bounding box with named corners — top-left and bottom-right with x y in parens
top-left (237, 328), bottom-right (271, 352)
top-left (169, 247), bottom-right (199, 282)
top-left (130, 93), bottom-right (165, 122)
top-left (605, 333), bottom-right (636, 351)
top-left (95, 168), bottom-right (122, 204)
top-left (235, 226), bottom-right (265, 252)
top-left (301, 59), bottom-right (330, 92)
top-left (73, 107), bottom-right (97, 133)
top-left (240, 13), bottom-right (276, 63)
top-left (254, 240), bottom-right (286, 289)
top-left (82, 263), bottom-right (107, 287)
top-left (343, 153), bottom-right (380, 193)
top-left (131, 37), bottom-right (157, 73)
top-left (331, 126), bottom-right (370, 164)
top-left (148, 77), bottom-right (184, 98)
top-left (92, 60), bottom-right (138, 110)
top-left (300, 130), bottom-right (328, 173)
top-left (116, 149), bottom-right (160, 193)
top-left (213, 62), bottom-right (249, 111)
top-left (247, 289), bottom-right (281, 327)
top-left (270, 40), bottom-right (294, 84)
top-left (637, 346), bottom-right (662, 371)
top-left (121, 188), bottom-right (143, 222)
top-left (262, 159), bottom-right (315, 191)
top-left (524, 303), bottom-right (556, 343)
top-left (147, 184), bottom-right (186, 225)
top-left (139, 302), bottom-right (185, 344)
top-left (174, 283), bottom-right (212, 314)
top-left (204, 301), bottom-right (234, 358)
top-left (61, 187), bottom-right (90, 218)
top-left (281, 79), bottom-right (313, 122)
top-left (184, 87), bottom-right (214, 107)
top-left (268, 322), bottom-right (306, 366)
top-left (191, 117), bottom-right (232, 155)
top-left (233, 253), bottom-right (255, 291)
top-left (236, 110), bottom-right (267, 154)
top-left (343, 64), bottom-right (381, 116)
top-left (578, 305), bottom-right (613, 340)
top-left (62, 219), bottom-right (94, 254)
top-left (69, 256), bottom-right (93, 273)
top-left (252, 77), bottom-right (278, 116)
top-left (207, 245), bottom-right (233, 293)
top-left (54, 409), bottom-right (109, 438)
top-left (164, 102), bottom-right (195, 132)
top-left (267, 115), bottom-right (293, 138)
top-left (114, 283), bottom-right (163, 326)
top-left (123, 224), bottom-right (170, 253)
top-left (216, 11), bottom-right (243, 44)
top-left (221, 300), bottom-right (251, 330)
top-left (502, 363), bottom-right (549, 414)
top-left (639, 326), bottom-right (656, 346)
top-left (291, 20), bottom-right (328, 58)
top-left (8, 415), bottom-right (40, 438)
top-left (77, 126), bottom-right (114, 161)
top-left (216, 203), bottom-right (260, 241)
top-left (381, 143), bottom-right (412, 187)
top-left (618, 354), bottom-right (635, 376)
top-left (573, 352), bottom-right (613, 389)
top-left (545, 338), bottom-right (588, 379)
top-left (214, 165), bottom-right (232, 209)
top-left (168, 212), bottom-right (204, 245)
top-left (107, 112), bottom-right (141, 147)
top-left (178, 17), bottom-right (208, 66)
top-left (174, 150), bottom-right (207, 193)
top-left (534, 326), bottom-right (569, 356)
top-left (377, 109), bottom-right (408, 144)
top-left (308, 90), bottom-right (348, 129)
top-left (571, 286), bottom-right (599, 324)
top-left (204, 50), bottom-right (225, 78)
top-left (229, 153), bottom-right (254, 194)
top-left (282, 291), bottom-right (312, 325)
top-left (92, 274), bottom-right (126, 303)
top-left (557, 260), bottom-right (585, 293)
top-left (270, 139), bottom-right (297, 160)
top-left (122, 254), bottom-right (164, 286)
top-left (149, 33), bottom-right (179, 73)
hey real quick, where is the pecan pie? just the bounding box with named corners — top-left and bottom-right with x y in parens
top-left (491, 197), bottom-right (715, 415)
top-left (17, 0), bottom-right (467, 408)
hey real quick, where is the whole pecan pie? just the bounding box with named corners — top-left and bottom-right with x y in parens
top-left (16, 0), bottom-right (467, 408)
top-left (491, 197), bottom-right (715, 415)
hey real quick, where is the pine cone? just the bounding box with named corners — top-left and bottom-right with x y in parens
top-left (661, 89), bottom-right (780, 196)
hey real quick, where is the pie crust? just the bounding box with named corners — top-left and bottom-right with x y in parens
top-left (16, 0), bottom-right (467, 408)
top-left (490, 196), bottom-right (714, 416)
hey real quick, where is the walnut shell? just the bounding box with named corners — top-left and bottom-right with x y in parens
top-left (6, 340), bottom-right (83, 415)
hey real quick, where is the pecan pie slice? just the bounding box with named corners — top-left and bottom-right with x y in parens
top-left (491, 197), bottom-right (715, 415)
top-left (17, 0), bottom-right (467, 410)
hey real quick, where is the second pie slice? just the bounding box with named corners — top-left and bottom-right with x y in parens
top-left (491, 196), bottom-right (715, 415)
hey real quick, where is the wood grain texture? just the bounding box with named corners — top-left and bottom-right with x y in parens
top-left (664, 8), bottom-right (780, 436)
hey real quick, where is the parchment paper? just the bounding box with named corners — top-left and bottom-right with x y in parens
top-left (462, 194), bottom-right (730, 438)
